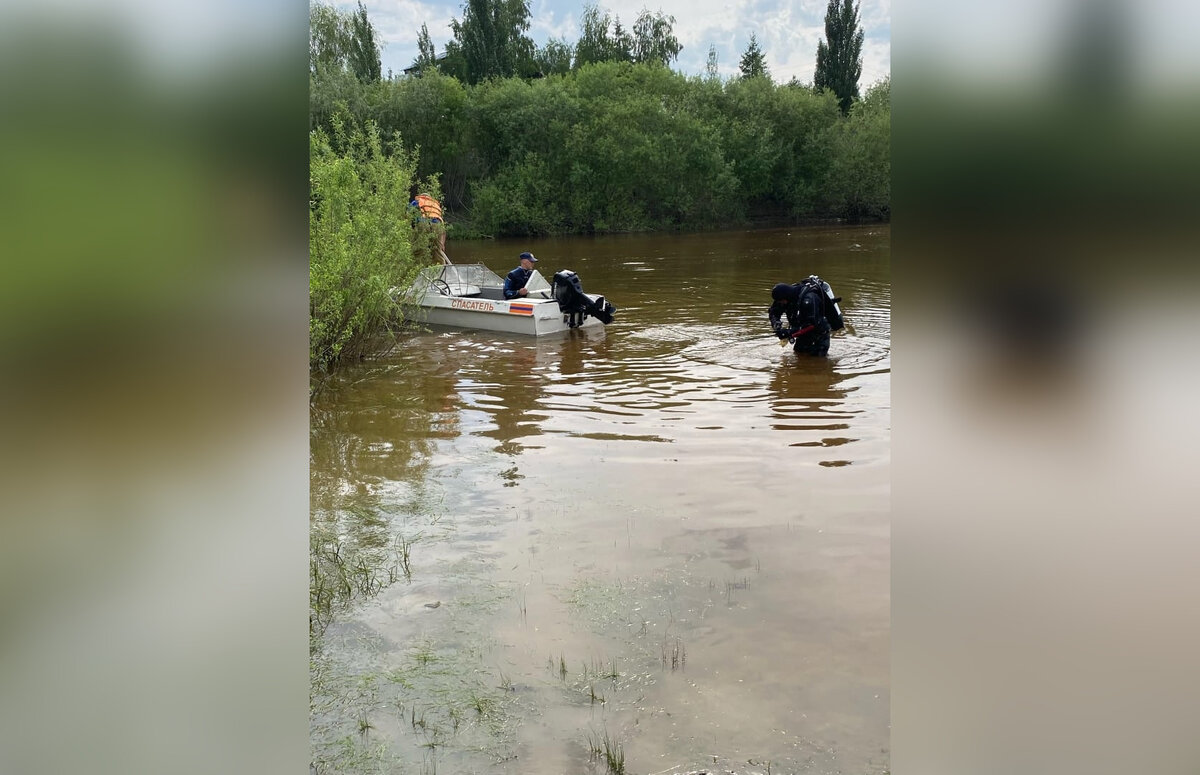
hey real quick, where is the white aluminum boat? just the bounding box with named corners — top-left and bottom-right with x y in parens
top-left (400, 263), bottom-right (616, 336)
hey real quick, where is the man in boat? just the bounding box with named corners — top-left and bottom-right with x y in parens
top-left (410, 191), bottom-right (447, 257)
top-left (769, 281), bottom-right (831, 356)
top-left (503, 252), bottom-right (538, 299)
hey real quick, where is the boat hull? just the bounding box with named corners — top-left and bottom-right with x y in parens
top-left (408, 294), bottom-right (604, 336)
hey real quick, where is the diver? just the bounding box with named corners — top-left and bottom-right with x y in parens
top-left (769, 278), bottom-right (843, 356)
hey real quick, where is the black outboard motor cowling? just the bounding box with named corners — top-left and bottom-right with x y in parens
top-left (551, 270), bottom-right (616, 327)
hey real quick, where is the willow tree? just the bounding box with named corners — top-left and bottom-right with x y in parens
top-left (814, 0), bottom-right (864, 114)
top-left (631, 9), bottom-right (681, 67)
top-left (535, 38), bottom-right (575, 76)
top-left (574, 4), bottom-right (630, 67)
top-left (309, 1), bottom-right (380, 82)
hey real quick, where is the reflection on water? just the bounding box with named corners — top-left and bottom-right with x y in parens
top-left (311, 225), bottom-right (890, 774)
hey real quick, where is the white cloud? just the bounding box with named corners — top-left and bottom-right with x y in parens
top-left (861, 37), bottom-right (890, 88)
top-left (862, 0), bottom-right (889, 31)
top-left (528, 6), bottom-right (577, 43)
top-left (606, 0), bottom-right (889, 84)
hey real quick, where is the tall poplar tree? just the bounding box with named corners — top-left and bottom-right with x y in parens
top-left (348, 1), bottom-right (382, 82)
top-left (414, 23), bottom-right (438, 71)
top-left (705, 44), bottom-right (720, 81)
top-left (814, 0), bottom-right (864, 114)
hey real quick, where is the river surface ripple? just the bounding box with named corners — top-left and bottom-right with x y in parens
top-left (311, 224), bottom-right (890, 775)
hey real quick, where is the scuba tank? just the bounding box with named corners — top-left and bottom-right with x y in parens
top-left (809, 275), bottom-right (844, 331)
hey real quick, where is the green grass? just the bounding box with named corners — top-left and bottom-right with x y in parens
top-left (586, 729), bottom-right (626, 775)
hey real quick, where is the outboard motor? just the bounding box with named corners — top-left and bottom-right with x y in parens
top-left (552, 270), bottom-right (617, 327)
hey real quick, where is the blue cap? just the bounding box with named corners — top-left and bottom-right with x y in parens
top-left (519, 252), bottom-right (537, 262)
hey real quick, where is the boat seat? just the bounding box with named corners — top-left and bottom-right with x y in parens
top-left (446, 283), bottom-right (481, 296)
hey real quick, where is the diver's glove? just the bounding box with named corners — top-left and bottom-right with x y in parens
top-left (776, 327), bottom-right (793, 340)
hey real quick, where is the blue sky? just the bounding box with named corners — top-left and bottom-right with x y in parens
top-left (330, 0), bottom-right (890, 87)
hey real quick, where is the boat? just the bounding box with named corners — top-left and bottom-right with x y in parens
top-left (399, 262), bottom-right (617, 336)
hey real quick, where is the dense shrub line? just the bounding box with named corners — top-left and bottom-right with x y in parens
top-left (311, 63), bottom-right (890, 237)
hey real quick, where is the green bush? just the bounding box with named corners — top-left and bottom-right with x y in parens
top-left (822, 77), bottom-right (890, 219)
top-left (310, 61), bottom-right (890, 239)
top-left (309, 115), bottom-right (423, 372)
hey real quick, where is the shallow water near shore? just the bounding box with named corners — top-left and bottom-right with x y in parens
top-left (311, 224), bottom-right (890, 774)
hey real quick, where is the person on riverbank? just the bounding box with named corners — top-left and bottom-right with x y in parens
top-left (410, 191), bottom-right (447, 257)
top-left (503, 252), bottom-right (538, 299)
top-left (769, 279), bottom-right (832, 356)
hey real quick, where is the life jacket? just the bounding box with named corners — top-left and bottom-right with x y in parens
top-left (414, 194), bottom-right (442, 220)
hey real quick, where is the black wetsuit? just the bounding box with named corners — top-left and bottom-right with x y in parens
top-left (769, 282), bottom-right (831, 356)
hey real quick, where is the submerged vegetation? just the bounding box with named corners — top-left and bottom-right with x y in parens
top-left (309, 520), bottom-right (420, 644)
top-left (586, 728), bottom-right (627, 775)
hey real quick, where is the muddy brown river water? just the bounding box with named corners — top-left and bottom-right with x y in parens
top-left (311, 224), bottom-right (890, 774)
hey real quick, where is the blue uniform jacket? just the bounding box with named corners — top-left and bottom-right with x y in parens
top-left (503, 266), bottom-right (532, 300)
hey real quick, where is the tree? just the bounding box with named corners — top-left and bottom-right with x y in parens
top-left (705, 44), bottom-right (720, 81)
top-left (572, 4), bottom-right (676, 68)
top-left (348, 1), bottom-right (382, 82)
top-left (574, 4), bottom-right (632, 67)
top-left (814, 0), bottom-right (863, 115)
top-left (631, 9), bottom-right (681, 67)
top-left (449, 0), bottom-right (535, 84)
top-left (439, 39), bottom-right (468, 81)
top-left (413, 23), bottom-right (438, 72)
top-left (574, 5), bottom-right (609, 67)
top-left (310, 2), bottom-right (380, 83)
top-left (610, 19), bottom-right (633, 62)
top-left (822, 76), bottom-right (889, 218)
top-left (739, 34), bottom-right (769, 80)
top-left (310, 3), bottom-right (352, 76)
top-left (309, 114), bottom-right (421, 371)
top-left (535, 38), bottom-right (575, 76)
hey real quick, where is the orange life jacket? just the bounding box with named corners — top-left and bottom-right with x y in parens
top-left (414, 194), bottom-right (442, 220)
